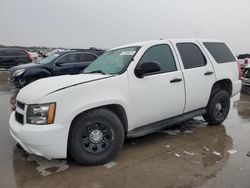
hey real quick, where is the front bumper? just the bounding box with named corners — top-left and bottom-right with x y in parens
top-left (9, 112), bottom-right (68, 159)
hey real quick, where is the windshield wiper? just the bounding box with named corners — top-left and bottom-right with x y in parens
top-left (85, 70), bottom-right (106, 75)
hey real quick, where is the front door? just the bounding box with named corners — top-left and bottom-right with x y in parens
top-left (129, 43), bottom-right (185, 128)
top-left (54, 53), bottom-right (78, 75)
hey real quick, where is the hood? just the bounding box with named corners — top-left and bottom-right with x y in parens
top-left (17, 74), bottom-right (112, 104)
top-left (9, 63), bottom-right (39, 73)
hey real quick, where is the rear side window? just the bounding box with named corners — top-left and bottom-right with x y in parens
top-left (57, 54), bottom-right (77, 64)
top-left (139, 44), bottom-right (177, 74)
top-left (79, 53), bottom-right (97, 62)
top-left (203, 42), bottom-right (236, 63)
top-left (177, 43), bottom-right (206, 69)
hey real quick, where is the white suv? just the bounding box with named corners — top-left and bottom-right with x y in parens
top-left (9, 39), bottom-right (242, 165)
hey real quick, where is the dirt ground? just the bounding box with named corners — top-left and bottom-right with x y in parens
top-left (0, 71), bottom-right (250, 188)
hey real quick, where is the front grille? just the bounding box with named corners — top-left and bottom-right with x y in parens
top-left (16, 101), bottom-right (25, 110)
top-left (15, 112), bottom-right (24, 124)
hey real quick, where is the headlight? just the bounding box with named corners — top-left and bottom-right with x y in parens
top-left (26, 103), bottom-right (56, 125)
top-left (13, 69), bottom-right (25, 77)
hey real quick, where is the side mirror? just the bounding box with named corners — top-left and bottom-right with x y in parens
top-left (134, 61), bottom-right (161, 78)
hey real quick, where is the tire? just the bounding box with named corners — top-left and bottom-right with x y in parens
top-left (203, 90), bottom-right (230, 125)
top-left (68, 108), bottom-right (125, 165)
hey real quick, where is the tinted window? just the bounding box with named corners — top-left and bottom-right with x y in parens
top-left (177, 43), bottom-right (206, 69)
top-left (79, 53), bottom-right (97, 62)
top-left (5, 51), bottom-right (20, 56)
top-left (139, 44), bottom-right (177, 74)
top-left (238, 54), bottom-right (250, 59)
top-left (203, 42), bottom-right (236, 63)
top-left (57, 54), bottom-right (77, 64)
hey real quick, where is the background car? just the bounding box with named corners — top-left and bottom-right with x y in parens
top-left (0, 48), bottom-right (32, 69)
top-left (9, 48), bottom-right (105, 88)
top-left (237, 53), bottom-right (250, 69)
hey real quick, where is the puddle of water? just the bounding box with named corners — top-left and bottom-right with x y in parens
top-left (23, 154), bottom-right (69, 176)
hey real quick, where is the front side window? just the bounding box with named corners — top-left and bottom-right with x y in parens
top-left (177, 43), bottom-right (206, 69)
top-left (139, 44), bottom-right (177, 74)
top-left (84, 46), bottom-right (140, 75)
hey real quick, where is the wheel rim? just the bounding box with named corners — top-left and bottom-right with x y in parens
top-left (214, 97), bottom-right (227, 120)
top-left (81, 123), bottom-right (114, 154)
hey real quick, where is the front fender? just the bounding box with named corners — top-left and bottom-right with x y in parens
top-left (23, 68), bottom-right (52, 79)
top-left (67, 100), bottom-right (131, 129)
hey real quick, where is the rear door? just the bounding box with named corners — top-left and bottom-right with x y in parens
top-left (171, 40), bottom-right (216, 113)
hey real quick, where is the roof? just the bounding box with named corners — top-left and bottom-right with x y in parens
top-left (110, 39), bottom-right (225, 51)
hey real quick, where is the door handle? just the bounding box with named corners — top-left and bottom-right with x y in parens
top-left (204, 71), bottom-right (214, 76)
top-left (170, 78), bottom-right (182, 83)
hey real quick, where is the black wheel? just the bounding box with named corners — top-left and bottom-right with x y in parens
top-left (203, 90), bottom-right (230, 125)
top-left (68, 108), bottom-right (125, 165)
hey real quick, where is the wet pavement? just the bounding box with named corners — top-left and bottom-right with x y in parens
top-left (0, 71), bottom-right (250, 188)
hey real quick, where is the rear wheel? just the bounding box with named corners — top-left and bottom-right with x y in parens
top-left (203, 90), bottom-right (230, 125)
top-left (68, 108), bottom-right (124, 165)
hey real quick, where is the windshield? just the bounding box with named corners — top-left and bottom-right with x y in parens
top-left (84, 46), bottom-right (140, 75)
top-left (39, 53), bottom-right (60, 64)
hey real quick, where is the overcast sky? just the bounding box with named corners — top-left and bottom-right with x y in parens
top-left (0, 0), bottom-right (249, 53)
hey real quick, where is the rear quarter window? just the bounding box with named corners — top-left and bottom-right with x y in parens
top-left (203, 42), bottom-right (236, 63)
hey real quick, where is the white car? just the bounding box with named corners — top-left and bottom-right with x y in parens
top-left (9, 39), bottom-right (242, 165)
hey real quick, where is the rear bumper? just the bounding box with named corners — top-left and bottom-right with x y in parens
top-left (9, 112), bottom-right (68, 159)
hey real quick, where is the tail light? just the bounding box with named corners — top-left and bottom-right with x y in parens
top-left (237, 61), bottom-right (242, 80)
top-left (244, 58), bottom-right (248, 65)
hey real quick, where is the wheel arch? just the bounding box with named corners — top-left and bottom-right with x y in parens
top-left (24, 68), bottom-right (52, 79)
top-left (210, 79), bottom-right (232, 97)
top-left (69, 104), bottom-right (129, 135)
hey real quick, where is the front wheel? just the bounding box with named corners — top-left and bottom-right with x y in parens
top-left (68, 108), bottom-right (125, 165)
top-left (203, 90), bottom-right (230, 125)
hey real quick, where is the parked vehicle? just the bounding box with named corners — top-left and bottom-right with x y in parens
top-left (241, 68), bottom-right (250, 94)
top-left (237, 53), bottom-right (250, 69)
top-left (9, 49), bottom-right (105, 88)
top-left (0, 48), bottom-right (32, 69)
top-left (9, 39), bottom-right (241, 165)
